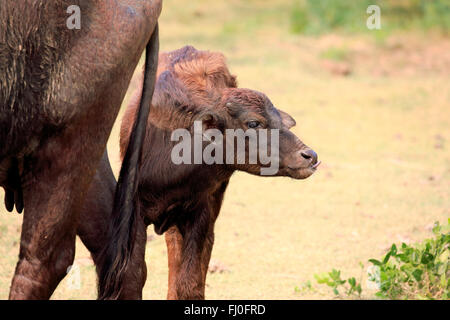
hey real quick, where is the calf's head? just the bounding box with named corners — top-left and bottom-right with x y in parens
top-left (123, 46), bottom-right (319, 180)
top-left (196, 87), bottom-right (319, 179)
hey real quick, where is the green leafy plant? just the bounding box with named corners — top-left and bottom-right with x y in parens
top-left (312, 220), bottom-right (449, 299)
top-left (368, 220), bottom-right (449, 299)
top-left (314, 268), bottom-right (362, 297)
top-left (294, 280), bottom-right (315, 294)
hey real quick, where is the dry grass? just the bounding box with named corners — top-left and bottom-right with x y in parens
top-left (0, 0), bottom-right (449, 299)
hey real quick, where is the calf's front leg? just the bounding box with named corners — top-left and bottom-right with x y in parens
top-left (165, 208), bottom-right (215, 300)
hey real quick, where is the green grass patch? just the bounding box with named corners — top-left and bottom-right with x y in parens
top-left (290, 0), bottom-right (450, 37)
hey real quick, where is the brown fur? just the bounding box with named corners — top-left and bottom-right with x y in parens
top-left (78, 46), bottom-right (318, 299)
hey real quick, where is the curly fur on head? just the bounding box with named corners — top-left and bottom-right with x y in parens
top-left (121, 46), bottom-right (238, 157)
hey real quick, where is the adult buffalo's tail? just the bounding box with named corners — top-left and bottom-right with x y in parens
top-left (98, 23), bottom-right (159, 300)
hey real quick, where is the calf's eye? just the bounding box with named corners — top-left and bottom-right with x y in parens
top-left (247, 120), bottom-right (261, 129)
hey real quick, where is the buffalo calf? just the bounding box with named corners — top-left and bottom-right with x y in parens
top-left (78, 46), bottom-right (319, 299)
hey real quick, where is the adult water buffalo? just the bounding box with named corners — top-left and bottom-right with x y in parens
top-left (0, 0), bottom-right (161, 299)
top-left (78, 46), bottom-right (319, 299)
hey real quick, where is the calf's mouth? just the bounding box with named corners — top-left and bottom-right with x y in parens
top-left (283, 148), bottom-right (320, 179)
top-left (285, 161), bottom-right (320, 179)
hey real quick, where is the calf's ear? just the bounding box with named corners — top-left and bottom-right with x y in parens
top-left (197, 111), bottom-right (225, 131)
top-left (279, 109), bottom-right (296, 129)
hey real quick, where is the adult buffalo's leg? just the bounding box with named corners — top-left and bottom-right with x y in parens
top-left (9, 106), bottom-right (117, 299)
top-left (165, 207), bottom-right (215, 300)
top-left (77, 151), bottom-right (116, 269)
top-left (72, 151), bottom-right (147, 299)
top-left (77, 151), bottom-right (148, 299)
top-left (117, 221), bottom-right (148, 299)
top-left (10, 160), bottom-right (87, 297)
top-left (79, 216), bottom-right (148, 300)
top-left (80, 219), bottom-right (148, 299)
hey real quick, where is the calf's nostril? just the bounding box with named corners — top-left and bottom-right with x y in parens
top-left (301, 151), bottom-right (311, 159)
top-left (300, 149), bottom-right (318, 164)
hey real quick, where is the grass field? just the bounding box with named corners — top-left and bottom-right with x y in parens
top-left (0, 0), bottom-right (449, 299)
